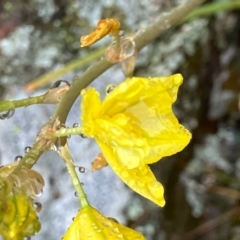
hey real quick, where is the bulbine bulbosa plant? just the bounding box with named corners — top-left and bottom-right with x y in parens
top-left (0, 1), bottom-right (205, 239)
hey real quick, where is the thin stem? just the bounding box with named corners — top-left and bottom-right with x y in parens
top-left (52, 127), bottom-right (83, 138)
top-left (25, 47), bottom-right (105, 91)
top-left (183, 0), bottom-right (240, 22)
top-left (10, 142), bottom-right (43, 173)
top-left (0, 95), bottom-right (45, 113)
top-left (57, 144), bottom-right (89, 208)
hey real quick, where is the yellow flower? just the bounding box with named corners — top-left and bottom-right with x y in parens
top-left (63, 205), bottom-right (145, 240)
top-left (80, 74), bottom-right (191, 207)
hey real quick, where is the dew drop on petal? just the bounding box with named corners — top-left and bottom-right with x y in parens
top-left (117, 233), bottom-right (124, 239)
top-left (108, 217), bottom-right (119, 223)
top-left (121, 171), bottom-right (129, 178)
top-left (148, 181), bottom-right (164, 197)
top-left (74, 191), bottom-right (78, 197)
top-left (105, 84), bottom-right (116, 94)
top-left (14, 155), bottom-right (23, 162)
top-left (24, 146), bottom-right (32, 153)
top-left (33, 202), bottom-right (42, 212)
top-left (81, 213), bottom-right (87, 219)
top-left (112, 227), bottom-right (120, 233)
top-left (0, 109), bottom-right (15, 120)
top-left (87, 232), bottom-right (93, 237)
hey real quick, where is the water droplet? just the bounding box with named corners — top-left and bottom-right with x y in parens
top-left (112, 227), bottom-right (120, 233)
top-left (72, 217), bottom-right (75, 221)
top-left (0, 109), bottom-right (15, 120)
top-left (50, 80), bottom-right (70, 89)
top-left (106, 84), bottom-right (116, 94)
top-left (81, 182), bottom-right (84, 186)
top-left (87, 233), bottom-right (93, 237)
top-left (24, 146), bottom-right (32, 153)
top-left (72, 76), bottom-right (79, 82)
top-left (148, 181), bottom-right (164, 197)
top-left (73, 123), bottom-right (79, 128)
top-left (120, 38), bottom-right (135, 59)
top-left (121, 171), bottom-right (129, 178)
top-left (80, 133), bottom-right (87, 138)
top-left (93, 226), bottom-right (98, 230)
top-left (14, 155), bottom-right (23, 162)
top-left (79, 166), bottom-right (86, 173)
top-left (108, 217), bottom-right (119, 223)
top-left (33, 202), bottom-right (42, 212)
top-left (74, 191), bottom-right (78, 197)
top-left (116, 233), bottom-right (124, 239)
top-left (24, 237), bottom-right (31, 240)
top-left (96, 229), bottom-right (101, 233)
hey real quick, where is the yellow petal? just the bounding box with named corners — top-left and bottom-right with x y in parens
top-left (97, 140), bottom-right (165, 207)
top-left (63, 205), bottom-right (146, 240)
top-left (81, 88), bottom-right (101, 137)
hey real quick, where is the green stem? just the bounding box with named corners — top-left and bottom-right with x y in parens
top-left (0, 95), bottom-right (45, 113)
top-left (183, 0), bottom-right (240, 22)
top-left (57, 144), bottom-right (89, 208)
top-left (10, 142), bottom-right (43, 173)
top-left (25, 47), bottom-right (105, 91)
top-left (52, 127), bottom-right (83, 138)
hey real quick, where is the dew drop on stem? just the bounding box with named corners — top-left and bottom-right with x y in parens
top-left (24, 146), bottom-right (32, 153)
top-left (78, 166), bottom-right (86, 173)
top-left (73, 123), bottom-right (79, 128)
top-left (0, 109), bottom-right (15, 120)
top-left (80, 133), bottom-right (87, 138)
top-left (121, 38), bottom-right (135, 59)
top-left (50, 80), bottom-right (70, 89)
top-left (14, 155), bottom-right (23, 162)
top-left (108, 217), bottom-right (119, 223)
top-left (33, 202), bottom-right (42, 212)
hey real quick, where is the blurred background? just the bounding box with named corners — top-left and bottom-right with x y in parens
top-left (1, 0), bottom-right (240, 239)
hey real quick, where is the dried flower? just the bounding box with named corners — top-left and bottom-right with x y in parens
top-left (80, 19), bottom-right (120, 47)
